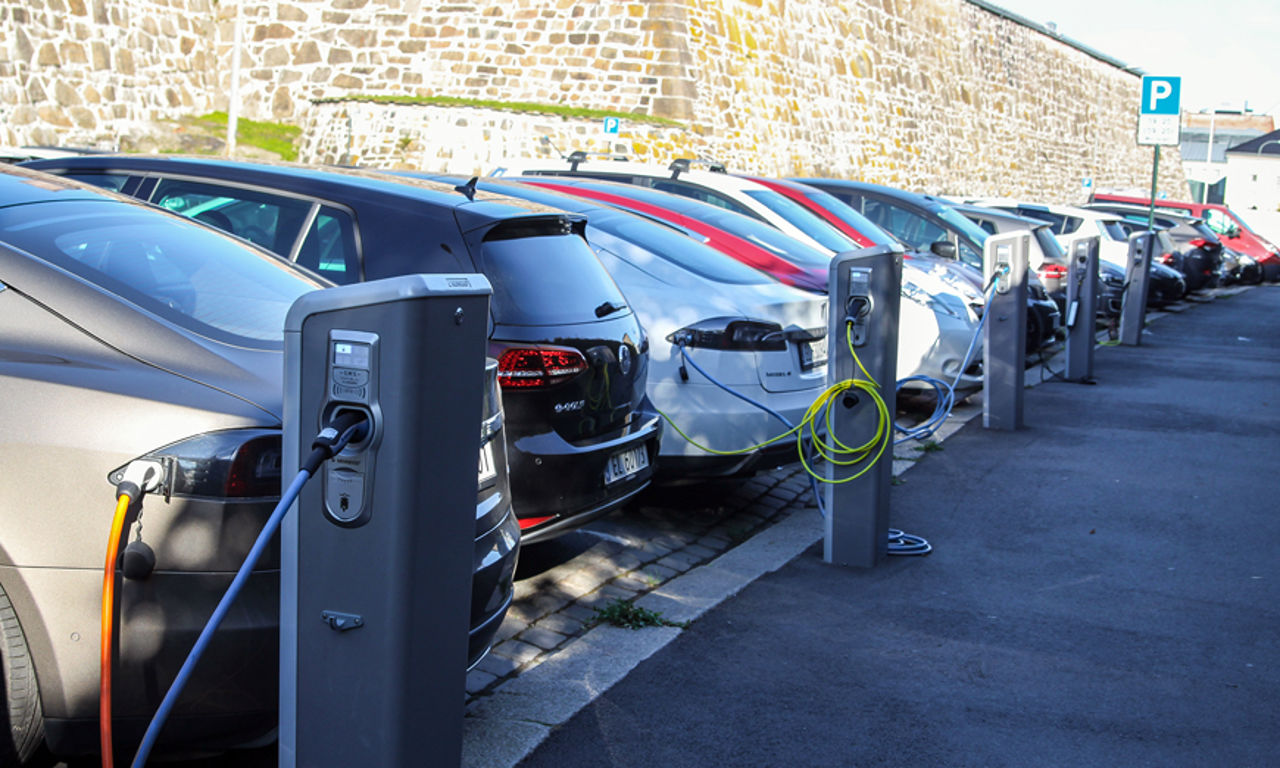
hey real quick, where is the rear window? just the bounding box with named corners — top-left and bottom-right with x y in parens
top-left (590, 211), bottom-right (769, 285)
top-left (799, 189), bottom-right (896, 246)
top-left (1095, 219), bottom-right (1128, 242)
top-left (694, 206), bottom-right (832, 269)
top-left (480, 231), bottom-right (629, 325)
top-left (0, 199), bottom-right (323, 346)
top-left (1032, 227), bottom-right (1066, 261)
top-left (741, 189), bottom-right (861, 252)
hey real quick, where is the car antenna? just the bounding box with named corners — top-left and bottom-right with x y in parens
top-left (454, 176), bottom-right (478, 201)
top-left (540, 134), bottom-right (568, 160)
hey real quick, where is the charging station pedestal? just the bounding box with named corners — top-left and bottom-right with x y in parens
top-left (982, 232), bottom-right (1029, 430)
top-left (281, 274), bottom-right (492, 768)
top-left (1064, 235), bottom-right (1100, 382)
top-left (1119, 232), bottom-right (1154, 346)
top-left (824, 244), bottom-right (903, 568)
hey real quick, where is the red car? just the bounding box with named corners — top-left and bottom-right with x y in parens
top-left (1089, 192), bottom-right (1280, 281)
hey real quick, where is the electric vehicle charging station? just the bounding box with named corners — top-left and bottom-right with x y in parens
top-left (982, 232), bottom-right (1029, 430)
top-left (1064, 235), bottom-right (1100, 382)
top-left (824, 244), bottom-right (903, 568)
top-left (280, 273), bottom-right (492, 768)
top-left (1119, 231), bottom-right (1154, 346)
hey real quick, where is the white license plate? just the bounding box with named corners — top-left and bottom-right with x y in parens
top-left (478, 441), bottom-right (497, 487)
top-left (604, 445), bottom-right (649, 485)
top-left (800, 336), bottom-right (828, 370)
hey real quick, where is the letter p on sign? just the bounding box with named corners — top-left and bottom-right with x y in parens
top-left (1141, 76), bottom-right (1181, 115)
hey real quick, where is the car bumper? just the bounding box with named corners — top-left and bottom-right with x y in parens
top-left (508, 412), bottom-right (662, 544)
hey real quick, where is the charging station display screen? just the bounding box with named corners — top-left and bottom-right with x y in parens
top-left (333, 342), bottom-right (370, 369)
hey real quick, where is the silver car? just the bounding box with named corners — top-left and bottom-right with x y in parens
top-left (0, 166), bottom-right (518, 763)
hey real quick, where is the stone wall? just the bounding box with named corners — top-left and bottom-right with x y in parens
top-left (0, 0), bottom-right (220, 149)
top-left (2, 0), bottom-right (1187, 202)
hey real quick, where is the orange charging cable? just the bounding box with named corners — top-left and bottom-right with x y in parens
top-left (100, 492), bottom-right (131, 768)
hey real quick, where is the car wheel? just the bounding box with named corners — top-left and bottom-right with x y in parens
top-left (0, 584), bottom-right (50, 767)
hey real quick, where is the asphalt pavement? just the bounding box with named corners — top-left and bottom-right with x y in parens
top-left (510, 285), bottom-right (1280, 767)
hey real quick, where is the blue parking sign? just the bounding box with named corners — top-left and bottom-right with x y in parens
top-left (1140, 76), bottom-right (1181, 116)
top-left (602, 117), bottom-right (620, 135)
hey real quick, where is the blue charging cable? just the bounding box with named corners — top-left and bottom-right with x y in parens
top-left (131, 412), bottom-right (368, 767)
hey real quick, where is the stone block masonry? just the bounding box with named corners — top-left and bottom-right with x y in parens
top-left (2, 0), bottom-right (1186, 202)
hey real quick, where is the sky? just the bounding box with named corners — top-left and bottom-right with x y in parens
top-left (985, 0), bottom-right (1280, 115)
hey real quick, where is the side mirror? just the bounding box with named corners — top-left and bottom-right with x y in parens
top-left (930, 240), bottom-right (957, 259)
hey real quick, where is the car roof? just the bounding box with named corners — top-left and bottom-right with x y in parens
top-left (0, 163), bottom-right (126, 207)
top-left (787, 178), bottom-right (956, 211)
top-left (492, 155), bottom-right (755, 190)
top-left (966, 197), bottom-right (1124, 223)
top-left (21, 154), bottom-right (568, 229)
top-left (948, 201), bottom-right (1049, 229)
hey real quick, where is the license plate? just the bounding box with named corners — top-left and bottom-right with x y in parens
top-left (478, 441), bottom-right (497, 487)
top-left (604, 445), bottom-right (649, 485)
top-left (800, 336), bottom-right (828, 370)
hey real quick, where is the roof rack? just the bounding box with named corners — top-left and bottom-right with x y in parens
top-left (667, 157), bottom-right (727, 179)
top-left (565, 150), bottom-right (629, 172)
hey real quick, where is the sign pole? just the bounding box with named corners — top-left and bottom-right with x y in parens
top-left (1147, 145), bottom-right (1160, 230)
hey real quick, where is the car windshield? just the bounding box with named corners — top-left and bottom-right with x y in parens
top-left (0, 199), bottom-right (323, 346)
top-left (1095, 219), bottom-right (1128, 241)
top-left (480, 231), bottom-right (629, 325)
top-left (700, 208), bottom-right (833, 269)
top-left (741, 189), bottom-right (861, 252)
top-left (589, 211), bottom-right (769, 285)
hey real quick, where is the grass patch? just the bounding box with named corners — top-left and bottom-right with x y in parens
top-left (191, 112), bottom-right (302, 161)
top-left (591, 598), bottom-right (688, 630)
top-left (914, 440), bottom-right (944, 453)
top-left (316, 94), bottom-right (686, 128)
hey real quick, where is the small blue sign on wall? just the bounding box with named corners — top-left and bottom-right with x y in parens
top-left (602, 117), bottom-right (621, 135)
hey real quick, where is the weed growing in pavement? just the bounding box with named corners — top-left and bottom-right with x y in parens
top-left (894, 455), bottom-right (920, 461)
top-left (891, 476), bottom-right (907, 486)
top-left (591, 599), bottom-right (688, 630)
top-left (914, 440), bottom-right (944, 453)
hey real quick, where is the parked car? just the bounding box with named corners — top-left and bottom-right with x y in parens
top-left (410, 174), bottom-right (831, 479)
top-left (25, 155), bottom-right (661, 545)
top-left (512, 176), bottom-right (984, 394)
top-left (793, 179), bottom-right (1063, 352)
top-left (1089, 192), bottom-right (1280, 281)
top-left (491, 154), bottom-right (861, 255)
top-left (966, 198), bottom-right (1187, 307)
top-left (0, 166), bottom-right (518, 763)
top-left (1083, 203), bottom-right (1223, 291)
top-left (951, 201), bottom-right (1123, 319)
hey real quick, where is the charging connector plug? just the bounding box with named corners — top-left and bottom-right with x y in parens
top-left (114, 460), bottom-right (165, 502)
top-left (302, 410), bottom-right (370, 474)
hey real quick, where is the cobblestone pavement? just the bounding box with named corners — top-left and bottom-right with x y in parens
top-left (465, 465), bottom-right (819, 701)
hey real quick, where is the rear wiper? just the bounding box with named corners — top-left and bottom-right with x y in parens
top-left (595, 300), bottom-right (626, 318)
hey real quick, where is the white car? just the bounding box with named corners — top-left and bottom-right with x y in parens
top-left (490, 154), bottom-right (861, 255)
top-left (457, 175), bottom-right (831, 479)
top-left (494, 166), bottom-right (985, 390)
top-left (965, 198), bottom-right (1134, 269)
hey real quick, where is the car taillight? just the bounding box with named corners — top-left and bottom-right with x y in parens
top-left (1160, 253), bottom-right (1175, 265)
top-left (496, 346), bottom-right (588, 389)
top-left (108, 429), bottom-right (282, 499)
top-left (1189, 238), bottom-right (1208, 248)
top-left (665, 318), bottom-right (788, 351)
top-left (1038, 264), bottom-right (1068, 278)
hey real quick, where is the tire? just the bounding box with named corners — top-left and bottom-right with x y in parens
top-left (0, 583), bottom-right (50, 766)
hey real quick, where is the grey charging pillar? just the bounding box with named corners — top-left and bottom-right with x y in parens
top-left (281, 273), bottom-right (492, 768)
top-left (1119, 231), bottom-right (1154, 346)
top-left (824, 244), bottom-right (902, 568)
top-left (1064, 235), bottom-right (1100, 382)
top-left (982, 231), bottom-right (1029, 430)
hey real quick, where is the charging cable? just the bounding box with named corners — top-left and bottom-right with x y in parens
top-left (101, 461), bottom-right (164, 768)
top-left (128, 411), bottom-right (369, 768)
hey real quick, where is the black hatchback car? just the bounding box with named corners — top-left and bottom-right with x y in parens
top-left (26, 156), bottom-right (661, 544)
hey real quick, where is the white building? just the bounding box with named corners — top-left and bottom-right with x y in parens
top-left (1224, 129), bottom-right (1280, 242)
